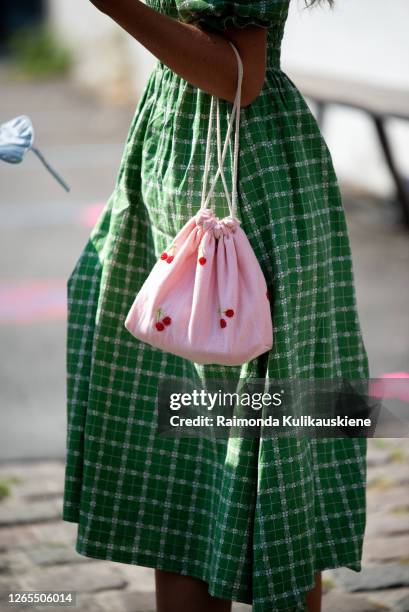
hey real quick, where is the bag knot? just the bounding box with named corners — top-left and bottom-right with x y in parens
top-left (195, 208), bottom-right (240, 238)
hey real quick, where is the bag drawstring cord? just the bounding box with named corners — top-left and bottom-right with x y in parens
top-left (200, 41), bottom-right (243, 220)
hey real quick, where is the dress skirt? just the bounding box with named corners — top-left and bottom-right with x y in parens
top-left (62, 2), bottom-right (370, 610)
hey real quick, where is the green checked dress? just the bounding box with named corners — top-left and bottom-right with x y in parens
top-left (62, 0), bottom-right (370, 610)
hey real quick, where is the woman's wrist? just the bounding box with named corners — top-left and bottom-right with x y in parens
top-left (88, 0), bottom-right (110, 15)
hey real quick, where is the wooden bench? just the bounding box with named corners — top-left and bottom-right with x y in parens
top-left (288, 71), bottom-right (409, 228)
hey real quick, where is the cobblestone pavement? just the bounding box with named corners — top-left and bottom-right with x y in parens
top-left (0, 439), bottom-right (408, 612)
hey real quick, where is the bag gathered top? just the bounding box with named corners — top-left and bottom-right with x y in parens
top-left (125, 41), bottom-right (273, 366)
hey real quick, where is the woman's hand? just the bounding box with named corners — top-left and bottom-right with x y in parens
top-left (86, 0), bottom-right (267, 107)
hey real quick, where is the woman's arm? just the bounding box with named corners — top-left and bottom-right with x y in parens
top-left (88, 0), bottom-right (267, 107)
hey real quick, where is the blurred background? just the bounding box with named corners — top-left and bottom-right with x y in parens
top-left (0, 1), bottom-right (408, 610)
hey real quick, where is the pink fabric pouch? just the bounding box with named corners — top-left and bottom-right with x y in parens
top-left (124, 42), bottom-right (273, 366)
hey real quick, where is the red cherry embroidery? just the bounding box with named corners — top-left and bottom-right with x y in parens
top-left (217, 307), bottom-right (234, 328)
top-left (155, 308), bottom-right (172, 331)
top-left (161, 243), bottom-right (177, 263)
top-left (198, 241), bottom-right (207, 265)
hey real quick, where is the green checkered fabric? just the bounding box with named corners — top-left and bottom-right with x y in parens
top-left (62, 1), bottom-right (370, 610)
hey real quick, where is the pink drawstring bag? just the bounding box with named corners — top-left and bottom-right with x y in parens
top-left (125, 42), bottom-right (273, 366)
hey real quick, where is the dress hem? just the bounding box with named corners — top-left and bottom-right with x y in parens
top-left (68, 529), bottom-right (363, 611)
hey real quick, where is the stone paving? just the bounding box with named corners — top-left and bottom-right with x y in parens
top-left (0, 439), bottom-right (408, 612)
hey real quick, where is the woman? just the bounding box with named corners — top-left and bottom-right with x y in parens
top-left (62, 1), bottom-right (369, 611)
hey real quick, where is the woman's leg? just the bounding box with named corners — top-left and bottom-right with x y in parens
top-left (156, 568), bottom-right (321, 612)
top-left (155, 569), bottom-right (232, 612)
top-left (305, 571), bottom-right (322, 612)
